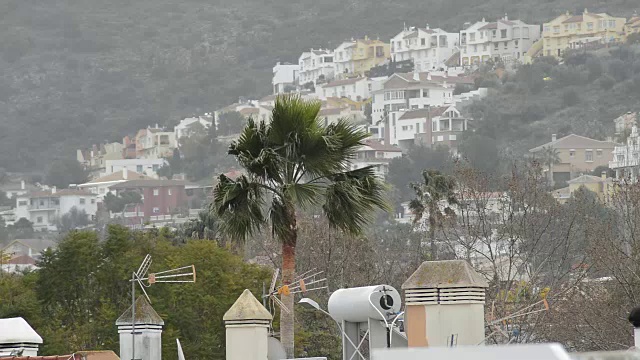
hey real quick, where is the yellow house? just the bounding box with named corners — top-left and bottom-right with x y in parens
top-left (542, 9), bottom-right (626, 58)
top-left (553, 173), bottom-right (614, 204)
top-left (624, 15), bottom-right (640, 42)
top-left (334, 38), bottom-right (390, 78)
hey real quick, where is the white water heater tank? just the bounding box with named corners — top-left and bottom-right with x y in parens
top-left (328, 285), bottom-right (401, 323)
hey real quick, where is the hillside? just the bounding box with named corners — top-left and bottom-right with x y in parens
top-left (0, 0), bottom-right (638, 171)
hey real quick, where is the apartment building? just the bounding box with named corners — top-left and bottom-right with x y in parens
top-left (109, 180), bottom-right (189, 225)
top-left (174, 115), bottom-right (213, 141)
top-left (542, 10), bottom-right (626, 58)
top-left (77, 142), bottom-right (124, 173)
top-left (14, 189), bottom-right (98, 231)
top-left (460, 16), bottom-right (541, 67)
top-left (316, 77), bottom-right (371, 101)
top-left (371, 72), bottom-right (475, 125)
top-left (624, 15), bottom-right (640, 41)
top-left (350, 140), bottom-right (403, 178)
top-left (429, 105), bottom-right (471, 153)
top-left (272, 62), bottom-right (299, 94)
top-left (333, 37), bottom-right (390, 78)
top-left (298, 49), bottom-right (335, 86)
top-left (610, 125), bottom-right (640, 182)
top-left (103, 158), bottom-right (166, 179)
top-left (135, 127), bottom-right (177, 159)
top-left (530, 134), bottom-right (617, 183)
top-left (390, 26), bottom-right (460, 72)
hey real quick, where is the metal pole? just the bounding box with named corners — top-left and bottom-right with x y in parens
top-left (132, 272), bottom-right (136, 360)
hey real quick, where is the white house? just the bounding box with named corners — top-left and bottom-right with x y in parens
top-left (371, 72), bottom-right (475, 126)
top-left (78, 169), bottom-right (153, 200)
top-left (272, 62), bottom-right (299, 94)
top-left (318, 107), bottom-right (365, 126)
top-left (174, 115), bottom-right (213, 141)
top-left (390, 26), bottom-right (460, 72)
top-left (298, 49), bottom-right (335, 86)
top-left (460, 16), bottom-right (541, 67)
top-left (103, 158), bottom-right (166, 179)
top-left (611, 125), bottom-right (640, 181)
top-left (316, 77), bottom-right (371, 101)
top-left (350, 139), bottom-right (403, 178)
top-left (14, 189), bottom-right (99, 231)
top-left (388, 108), bottom-right (432, 149)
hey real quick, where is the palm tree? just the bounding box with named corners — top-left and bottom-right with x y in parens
top-left (409, 169), bottom-right (458, 260)
top-left (212, 95), bottom-right (387, 357)
top-left (540, 146), bottom-right (561, 185)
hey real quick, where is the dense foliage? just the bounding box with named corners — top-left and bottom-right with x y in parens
top-left (0, 0), bottom-right (637, 172)
top-left (0, 226), bottom-right (270, 360)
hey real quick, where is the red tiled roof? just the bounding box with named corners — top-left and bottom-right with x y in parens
top-left (397, 106), bottom-right (451, 120)
top-left (323, 77), bottom-right (364, 87)
top-left (562, 15), bottom-right (584, 23)
top-left (480, 23), bottom-right (498, 30)
top-left (8, 255), bottom-right (36, 265)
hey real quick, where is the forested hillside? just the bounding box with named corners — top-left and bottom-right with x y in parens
top-left (0, 0), bottom-right (637, 171)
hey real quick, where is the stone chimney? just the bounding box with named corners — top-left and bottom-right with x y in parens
top-left (402, 260), bottom-right (488, 347)
top-left (21, 180), bottom-right (25, 190)
top-left (123, 167), bottom-right (129, 180)
top-left (51, 186), bottom-right (57, 194)
top-left (224, 289), bottom-right (272, 360)
top-left (552, 134), bottom-right (557, 142)
top-left (116, 296), bottom-right (164, 360)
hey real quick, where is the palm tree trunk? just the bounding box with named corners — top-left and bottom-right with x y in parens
top-left (280, 200), bottom-right (297, 358)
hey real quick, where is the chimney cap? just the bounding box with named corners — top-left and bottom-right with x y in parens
top-left (402, 260), bottom-right (489, 290)
top-left (116, 296), bottom-right (164, 326)
top-left (224, 289), bottom-right (272, 322)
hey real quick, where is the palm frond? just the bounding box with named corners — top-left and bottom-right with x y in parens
top-left (268, 196), bottom-right (295, 244)
top-left (323, 166), bottom-right (388, 235)
top-left (283, 183), bottom-right (323, 209)
top-left (211, 174), bottom-right (265, 240)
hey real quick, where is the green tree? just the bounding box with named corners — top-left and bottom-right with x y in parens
top-left (46, 159), bottom-right (89, 189)
top-left (9, 218), bottom-right (34, 238)
top-left (457, 134), bottom-right (501, 175)
top-left (157, 148), bottom-right (183, 180)
top-left (217, 111), bottom-right (247, 136)
top-left (57, 206), bottom-right (91, 233)
top-left (103, 191), bottom-right (142, 213)
top-left (539, 146), bottom-right (561, 185)
top-left (212, 95), bottom-right (387, 357)
top-left (409, 169), bottom-right (458, 259)
top-left (387, 145), bottom-right (451, 201)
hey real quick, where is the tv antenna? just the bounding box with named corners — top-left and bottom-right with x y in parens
top-left (130, 255), bottom-right (196, 360)
top-left (262, 268), bottom-right (328, 321)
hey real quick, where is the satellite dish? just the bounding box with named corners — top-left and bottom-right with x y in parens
top-left (267, 336), bottom-right (287, 360)
top-left (177, 339), bottom-right (186, 360)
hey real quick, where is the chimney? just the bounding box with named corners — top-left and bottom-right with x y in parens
top-left (51, 186), bottom-right (57, 194)
top-left (21, 180), bottom-right (25, 190)
top-left (116, 296), bottom-right (164, 360)
top-left (402, 260), bottom-right (488, 347)
top-left (504, 13), bottom-right (508, 21)
top-left (552, 133), bottom-right (557, 142)
top-left (427, 73), bottom-right (432, 81)
top-left (224, 289), bottom-right (272, 360)
top-left (413, 71), bottom-right (420, 81)
top-left (123, 167), bottom-right (129, 180)
top-left (0, 318), bottom-right (43, 356)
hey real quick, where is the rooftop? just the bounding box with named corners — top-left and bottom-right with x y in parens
top-left (402, 260), bottom-right (489, 289)
top-left (80, 170), bottom-right (153, 186)
top-left (529, 134), bottom-right (617, 152)
top-left (109, 179), bottom-right (190, 189)
top-left (361, 140), bottom-right (403, 152)
top-left (26, 189), bottom-right (95, 198)
top-left (323, 77), bottom-right (365, 87)
top-left (3, 239), bottom-right (58, 253)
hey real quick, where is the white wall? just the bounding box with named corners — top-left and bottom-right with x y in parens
top-left (272, 63), bottom-right (299, 93)
top-left (104, 159), bottom-right (166, 178)
top-left (60, 194), bottom-right (98, 218)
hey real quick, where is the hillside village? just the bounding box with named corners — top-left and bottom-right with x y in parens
top-left (1, 9), bottom-right (640, 257)
top-left (3, 6), bottom-right (640, 360)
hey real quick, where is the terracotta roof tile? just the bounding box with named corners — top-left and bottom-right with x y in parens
top-left (82, 170), bottom-right (152, 185)
top-left (529, 134), bottom-right (617, 153)
top-left (562, 15), bottom-right (584, 23)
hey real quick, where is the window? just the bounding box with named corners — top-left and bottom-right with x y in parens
top-left (80, 198), bottom-right (86, 205)
top-left (515, 40), bottom-right (519, 47)
top-left (432, 121), bottom-right (437, 131)
top-left (384, 91), bottom-right (404, 100)
top-left (569, 150), bottom-right (576, 158)
top-left (416, 123), bottom-right (420, 133)
top-left (449, 135), bottom-right (457, 141)
top-left (168, 188), bottom-right (172, 196)
top-left (494, 43), bottom-right (499, 50)
top-left (421, 38), bottom-right (426, 46)
top-left (585, 150), bottom-right (594, 162)
top-left (483, 44), bottom-right (487, 51)
top-left (587, 22), bottom-right (594, 31)
top-left (18, 200), bottom-right (27, 206)
top-left (553, 26), bottom-right (560, 33)
top-left (469, 33), bottom-right (476, 42)
top-left (544, 25), bottom-right (550, 33)
top-left (37, 216), bottom-right (43, 224)
top-left (137, 165), bottom-right (143, 173)
top-left (422, 89), bottom-right (429, 98)
top-left (153, 189), bottom-right (159, 196)
top-left (40, 200), bottom-right (45, 206)
top-left (609, 20), bottom-right (616, 28)
top-left (596, 149), bottom-right (603, 157)
top-left (437, 136), bottom-right (444, 142)
top-left (501, 29), bottom-right (507, 38)
top-left (480, 32), bottom-right (484, 39)
top-left (91, 199), bottom-right (95, 204)
top-left (153, 207), bottom-right (160, 214)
